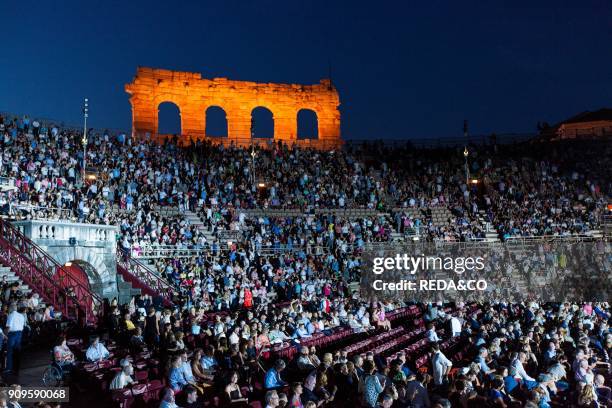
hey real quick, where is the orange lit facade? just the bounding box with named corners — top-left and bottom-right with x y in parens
top-left (553, 108), bottom-right (612, 139)
top-left (125, 67), bottom-right (341, 149)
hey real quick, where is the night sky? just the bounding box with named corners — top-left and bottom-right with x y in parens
top-left (1, 0), bottom-right (611, 140)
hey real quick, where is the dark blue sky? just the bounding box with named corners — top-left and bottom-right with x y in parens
top-left (1, 0), bottom-right (611, 139)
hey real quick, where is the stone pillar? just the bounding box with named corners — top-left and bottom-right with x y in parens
top-left (274, 108), bottom-right (298, 144)
top-left (180, 103), bottom-right (205, 141)
top-left (318, 109), bottom-right (341, 140)
top-left (227, 108), bottom-right (251, 143)
top-left (130, 97), bottom-right (157, 137)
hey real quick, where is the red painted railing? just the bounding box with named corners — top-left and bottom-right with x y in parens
top-left (0, 218), bottom-right (102, 325)
top-left (116, 246), bottom-right (175, 306)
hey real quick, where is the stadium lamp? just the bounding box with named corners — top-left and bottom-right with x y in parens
top-left (82, 98), bottom-right (89, 179)
top-left (463, 146), bottom-right (470, 185)
top-left (64, 262), bottom-right (72, 267)
top-left (471, 179), bottom-right (479, 184)
top-left (257, 182), bottom-right (266, 188)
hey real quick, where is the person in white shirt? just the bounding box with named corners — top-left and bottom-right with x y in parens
top-left (110, 359), bottom-right (135, 390)
top-left (5, 306), bottom-right (26, 373)
top-left (510, 352), bottom-right (537, 388)
top-left (27, 294), bottom-right (40, 310)
top-left (228, 327), bottom-right (240, 346)
top-left (86, 336), bottom-right (110, 362)
top-left (269, 323), bottom-right (290, 344)
top-left (347, 314), bottom-right (364, 332)
top-left (426, 323), bottom-right (440, 343)
top-left (361, 312), bottom-right (374, 330)
top-left (432, 343), bottom-right (452, 386)
top-left (449, 315), bottom-right (462, 337)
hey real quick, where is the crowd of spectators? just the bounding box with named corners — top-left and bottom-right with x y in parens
top-left (0, 114), bottom-right (609, 408)
top-left (44, 299), bottom-right (612, 408)
top-left (0, 114), bottom-right (608, 243)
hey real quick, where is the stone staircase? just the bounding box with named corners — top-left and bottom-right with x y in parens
top-left (392, 206), bottom-right (451, 227)
top-left (604, 217), bottom-right (612, 238)
top-left (0, 266), bottom-right (47, 309)
top-left (1, 263), bottom-right (138, 310)
top-left (184, 210), bottom-right (217, 245)
top-left (0, 266), bottom-right (34, 295)
top-left (116, 273), bottom-right (142, 305)
top-left (430, 207), bottom-right (453, 227)
top-left (476, 210), bottom-right (500, 243)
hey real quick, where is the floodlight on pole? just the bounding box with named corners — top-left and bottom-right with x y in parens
top-left (464, 146), bottom-right (469, 186)
top-left (82, 98), bottom-right (89, 179)
top-left (250, 144), bottom-right (256, 190)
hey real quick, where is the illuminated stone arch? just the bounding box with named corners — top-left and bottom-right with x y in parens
top-left (126, 67), bottom-right (342, 149)
top-left (251, 106), bottom-right (274, 139)
top-left (157, 101), bottom-right (182, 135)
top-left (297, 108), bottom-right (319, 139)
top-left (205, 106), bottom-right (228, 138)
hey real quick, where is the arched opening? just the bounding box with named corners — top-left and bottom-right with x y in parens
top-left (55, 261), bottom-right (95, 302)
top-left (297, 109), bottom-right (319, 139)
top-left (158, 102), bottom-right (181, 135)
top-left (205, 106), bottom-right (228, 138)
top-left (251, 107), bottom-right (274, 139)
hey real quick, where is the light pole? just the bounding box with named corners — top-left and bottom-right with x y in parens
top-left (250, 144), bottom-right (256, 190)
top-left (82, 98), bottom-right (89, 180)
top-left (463, 119), bottom-right (469, 186)
top-left (463, 147), bottom-right (469, 186)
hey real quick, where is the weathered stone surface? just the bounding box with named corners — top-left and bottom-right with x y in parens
top-left (125, 67), bottom-right (342, 149)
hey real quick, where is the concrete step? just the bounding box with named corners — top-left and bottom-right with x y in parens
top-left (0, 269), bottom-right (32, 294)
top-left (116, 272), bottom-right (142, 301)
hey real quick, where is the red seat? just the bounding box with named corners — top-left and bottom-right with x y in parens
top-left (135, 370), bottom-right (149, 382)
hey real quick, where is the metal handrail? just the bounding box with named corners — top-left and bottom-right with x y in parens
top-left (117, 245), bottom-right (175, 304)
top-left (504, 234), bottom-right (601, 243)
top-left (0, 218), bottom-right (102, 325)
top-left (133, 247), bottom-right (210, 259)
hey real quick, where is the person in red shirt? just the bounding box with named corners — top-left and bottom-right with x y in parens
top-left (243, 287), bottom-right (253, 309)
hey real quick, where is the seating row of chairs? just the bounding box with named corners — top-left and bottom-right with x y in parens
top-left (268, 305), bottom-right (421, 360)
top-left (342, 326), bottom-right (407, 355)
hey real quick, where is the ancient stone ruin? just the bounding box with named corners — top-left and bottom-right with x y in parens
top-left (125, 67), bottom-right (341, 149)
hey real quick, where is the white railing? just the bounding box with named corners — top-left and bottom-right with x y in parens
top-left (11, 220), bottom-right (118, 243)
top-left (133, 246), bottom-right (210, 259)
